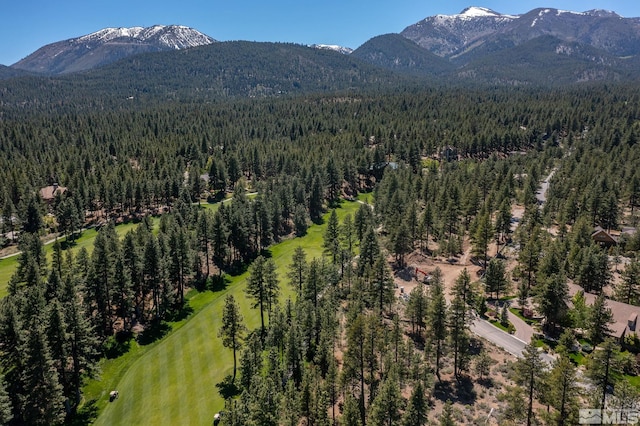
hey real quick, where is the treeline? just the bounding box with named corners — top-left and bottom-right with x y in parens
top-left (4, 85), bottom-right (637, 242)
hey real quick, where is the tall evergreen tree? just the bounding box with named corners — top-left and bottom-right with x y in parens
top-left (587, 293), bottom-right (613, 345)
top-left (0, 375), bottom-right (12, 425)
top-left (586, 338), bottom-right (621, 411)
top-left (485, 258), bottom-right (508, 300)
top-left (513, 340), bottom-right (545, 426)
top-left (323, 209), bottom-right (340, 264)
top-left (401, 381), bottom-right (427, 426)
top-left (427, 271), bottom-right (447, 382)
top-left (219, 295), bottom-right (246, 383)
top-left (449, 292), bottom-right (470, 380)
top-left (535, 273), bottom-right (569, 334)
top-left (472, 209), bottom-right (493, 268)
top-left (246, 255), bottom-right (271, 337)
top-left (616, 258), bottom-right (640, 305)
top-left (287, 246), bottom-right (307, 296)
top-left (19, 323), bottom-right (66, 425)
top-left (546, 352), bottom-right (580, 426)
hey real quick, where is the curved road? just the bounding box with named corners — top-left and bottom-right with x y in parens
top-left (471, 317), bottom-right (555, 364)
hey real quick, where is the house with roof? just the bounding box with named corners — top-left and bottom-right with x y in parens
top-left (591, 226), bottom-right (618, 247)
top-left (39, 184), bottom-right (67, 204)
top-left (569, 283), bottom-right (640, 343)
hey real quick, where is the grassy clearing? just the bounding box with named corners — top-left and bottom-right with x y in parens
top-left (0, 222), bottom-right (142, 298)
top-left (356, 192), bottom-right (373, 205)
top-left (92, 201), bottom-right (360, 426)
top-left (625, 374), bottom-right (640, 389)
top-left (489, 319), bottom-right (515, 334)
top-left (508, 308), bottom-right (539, 326)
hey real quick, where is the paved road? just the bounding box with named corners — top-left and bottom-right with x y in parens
top-left (536, 169), bottom-right (556, 205)
top-left (471, 317), bottom-right (555, 364)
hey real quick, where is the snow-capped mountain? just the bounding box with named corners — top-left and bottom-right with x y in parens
top-left (309, 44), bottom-right (354, 55)
top-left (401, 7), bottom-right (517, 57)
top-left (12, 25), bottom-right (216, 75)
top-left (400, 6), bottom-right (640, 60)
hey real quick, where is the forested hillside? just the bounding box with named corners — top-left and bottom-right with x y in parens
top-left (0, 85), bottom-right (639, 425)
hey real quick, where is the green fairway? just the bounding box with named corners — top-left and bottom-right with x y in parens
top-left (0, 222), bottom-right (142, 298)
top-left (93, 201), bottom-right (360, 426)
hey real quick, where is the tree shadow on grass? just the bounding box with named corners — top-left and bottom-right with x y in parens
top-left (208, 274), bottom-right (231, 292)
top-left (216, 375), bottom-right (241, 400)
top-left (104, 331), bottom-right (133, 359)
top-left (137, 320), bottom-right (171, 346)
top-left (165, 304), bottom-right (194, 322)
top-left (60, 238), bottom-right (78, 250)
top-left (70, 399), bottom-right (99, 426)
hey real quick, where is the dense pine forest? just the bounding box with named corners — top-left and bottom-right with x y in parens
top-left (0, 84), bottom-right (639, 425)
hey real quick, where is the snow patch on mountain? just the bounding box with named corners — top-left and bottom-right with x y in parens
top-left (433, 6), bottom-right (517, 23)
top-left (76, 25), bottom-right (215, 49)
top-left (310, 44), bottom-right (353, 55)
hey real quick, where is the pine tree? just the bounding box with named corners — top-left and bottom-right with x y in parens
top-left (168, 222), bottom-right (191, 307)
top-left (587, 293), bottom-right (613, 345)
top-left (586, 338), bottom-right (621, 411)
top-left (535, 273), bottom-right (569, 334)
top-left (449, 292), bottom-right (470, 380)
top-left (391, 222), bottom-right (411, 268)
top-left (513, 340), bottom-right (545, 426)
top-left (0, 375), bottom-right (12, 425)
top-left (484, 258), bottom-right (508, 300)
top-left (323, 209), bottom-right (340, 264)
top-left (344, 313), bottom-right (367, 426)
top-left (419, 204), bottom-right (434, 253)
top-left (518, 225), bottom-right (541, 289)
top-left (2, 195), bottom-right (16, 243)
top-left (309, 173), bottom-right (324, 222)
top-left (19, 324), bottom-right (66, 425)
top-left (341, 393), bottom-right (362, 426)
top-left (370, 256), bottom-right (393, 313)
top-left (358, 225), bottom-right (379, 275)
top-left (219, 295), bottom-right (246, 383)
top-left (22, 193), bottom-right (43, 234)
top-left (367, 367), bottom-right (401, 426)
top-left (196, 210), bottom-right (211, 278)
top-left (473, 349), bottom-right (494, 382)
top-left (616, 258), bottom-right (640, 305)
top-left (428, 271), bottom-right (447, 382)
top-left (246, 255), bottom-right (272, 338)
top-left (60, 276), bottom-right (98, 412)
top-left (210, 209), bottom-right (229, 274)
top-left (263, 258), bottom-right (279, 323)
top-left (546, 353), bottom-right (580, 426)
top-left (439, 400), bottom-right (456, 426)
top-left (472, 209), bottom-right (493, 268)
top-left (496, 199), bottom-right (513, 250)
top-left (401, 381), bottom-right (427, 426)
top-left (287, 246), bottom-right (307, 296)
top-left (406, 282), bottom-right (427, 337)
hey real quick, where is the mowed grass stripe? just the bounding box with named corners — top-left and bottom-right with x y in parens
top-left (172, 331), bottom-right (187, 424)
top-left (94, 202), bottom-right (359, 425)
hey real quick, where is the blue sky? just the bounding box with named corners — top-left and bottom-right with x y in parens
top-left (1, 0), bottom-right (639, 65)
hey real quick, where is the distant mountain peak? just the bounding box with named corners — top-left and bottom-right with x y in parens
top-left (584, 9), bottom-right (621, 18)
top-left (76, 25), bottom-right (215, 49)
top-left (309, 44), bottom-right (353, 55)
top-left (459, 6), bottom-right (501, 17)
top-left (12, 25), bottom-right (215, 74)
top-left (434, 6), bottom-right (517, 21)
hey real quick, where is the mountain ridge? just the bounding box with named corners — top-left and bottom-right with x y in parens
top-left (12, 25), bottom-right (216, 75)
